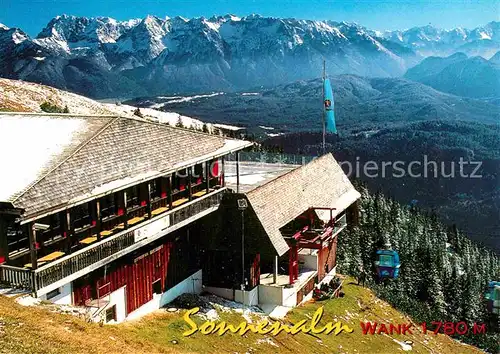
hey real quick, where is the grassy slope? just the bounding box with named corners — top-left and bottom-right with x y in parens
top-left (0, 278), bottom-right (482, 354)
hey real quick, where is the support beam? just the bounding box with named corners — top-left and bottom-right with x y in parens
top-left (0, 217), bottom-right (9, 264)
top-left (205, 161), bottom-right (210, 194)
top-left (123, 191), bottom-right (128, 229)
top-left (188, 167), bottom-right (192, 201)
top-left (96, 200), bottom-right (101, 241)
top-left (147, 182), bottom-right (152, 219)
top-left (236, 152), bottom-right (240, 193)
top-left (221, 157), bottom-right (225, 187)
top-left (273, 255), bottom-right (278, 284)
top-left (64, 210), bottom-right (72, 253)
top-left (167, 176), bottom-right (173, 209)
top-left (288, 244), bottom-right (298, 285)
top-left (28, 222), bottom-right (37, 270)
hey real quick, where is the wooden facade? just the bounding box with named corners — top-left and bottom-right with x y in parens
top-left (1, 159), bottom-right (223, 271)
top-left (72, 223), bottom-right (201, 315)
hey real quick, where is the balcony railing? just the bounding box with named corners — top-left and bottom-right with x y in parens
top-left (1, 188), bottom-right (227, 295)
top-left (0, 264), bottom-right (33, 290)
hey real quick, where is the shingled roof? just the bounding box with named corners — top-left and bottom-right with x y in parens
top-left (245, 154), bottom-right (360, 256)
top-left (0, 113), bottom-right (252, 220)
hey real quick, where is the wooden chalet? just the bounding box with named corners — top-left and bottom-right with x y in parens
top-left (203, 154), bottom-right (360, 307)
top-left (0, 113), bottom-right (251, 322)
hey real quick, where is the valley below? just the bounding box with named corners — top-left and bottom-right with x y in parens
top-left (128, 75), bottom-right (500, 252)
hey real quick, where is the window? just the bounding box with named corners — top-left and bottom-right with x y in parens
top-left (126, 186), bottom-right (139, 208)
top-left (73, 204), bottom-right (90, 230)
top-left (105, 305), bottom-right (117, 323)
top-left (152, 279), bottom-right (162, 295)
top-left (46, 288), bottom-right (61, 300)
top-left (378, 255), bottom-right (393, 267)
top-left (100, 194), bottom-right (116, 219)
top-left (150, 179), bottom-right (160, 200)
top-left (193, 164), bottom-right (204, 184)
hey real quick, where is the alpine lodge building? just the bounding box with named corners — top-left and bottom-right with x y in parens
top-left (0, 112), bottom-right (359, 322)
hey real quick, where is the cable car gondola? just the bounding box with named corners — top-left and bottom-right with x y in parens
top-left (485, 281), bottom-right (500, 315)
top-left (375, 249), bottom-right (400, 280)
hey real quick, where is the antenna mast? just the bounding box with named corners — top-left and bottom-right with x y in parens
top-left (322, 59), bottom-right (326, 155)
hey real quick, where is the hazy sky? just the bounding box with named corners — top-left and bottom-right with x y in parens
top-left (2, 0), bottom-right (498, 36)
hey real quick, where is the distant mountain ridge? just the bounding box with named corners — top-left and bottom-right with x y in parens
top-left (383, 21), bottom-right (500, 58)
top-left (128, 75), bottom-right (499, 135)
top-left (405, 52), bottom-right (500, 98)
top-left (0, 15), bottom-right (498, 98)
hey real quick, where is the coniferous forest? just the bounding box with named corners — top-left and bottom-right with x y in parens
top-left (337, 182), bottom-right (500, 353)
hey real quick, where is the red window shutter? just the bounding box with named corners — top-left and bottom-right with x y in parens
top-left (0, 256), bottom-right (5, 264)
top-left (118, 208), bottom-right (124, 216)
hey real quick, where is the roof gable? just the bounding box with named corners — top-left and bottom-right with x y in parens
top-left (246, 154), bottom-right (360, 256)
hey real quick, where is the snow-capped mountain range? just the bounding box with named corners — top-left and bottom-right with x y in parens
top-left (0, 14), bottom-right (498, 98)
top-left (384, 21), bottom-right (500, 58)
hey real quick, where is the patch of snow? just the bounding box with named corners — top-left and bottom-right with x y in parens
top-left (0, 23), bottom-right (8, 30)
top-left (204, 309), bottom-right (220, 321)
top-left (203, 19), bottom-right (221, 32)
top-left (16, 295), bottom-right (41, 307)
top-left (256, 337), bottom-right (279, 347)
top-left (266, 133), bottom-right (284, 137)
top-left (226, 173), bottom-right (266, 185)
top-left (259, 125), bottom-right (274, 130)
top-left (0, 116), bottom-right (86, 201)
top-left (213, 123), bottom-right (245, 131)
top-left (161, 92), bottom-right (224, 105)
top-left (241, 92), bottom-right (260, 96)
top-left (293, 34), bottom-right (303, 45)
top-left (479, 31), bottom-right (491, 40)
top-left (12, 30), bottom-right (28, 44)
top-left (393, 338), bottom-right (413, 351)
top-left (33, 57), bottom-right (46, 61)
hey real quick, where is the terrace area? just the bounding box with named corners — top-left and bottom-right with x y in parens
top-left (0, 151), bottom-right (233, 297)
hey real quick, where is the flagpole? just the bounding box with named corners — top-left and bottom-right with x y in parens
top-left (322, 59), bottom-right (326, 155)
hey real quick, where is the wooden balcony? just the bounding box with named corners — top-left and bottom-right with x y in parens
top-left (0, 188), bottom-right (227, 296)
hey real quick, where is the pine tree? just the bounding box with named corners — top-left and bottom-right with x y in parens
top-left (202, 123), bottom-right (209, 133)
top-left (133, 107), bottom-right (143, 118)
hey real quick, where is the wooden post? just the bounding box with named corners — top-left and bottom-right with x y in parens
top-left (28, 222), bottom-right (37, 270)
top-left (205, 161), bottom-right (210, 193)
top-left (147, 182), bottom-right (152, 219)
top-left (65, 210), bottom-right (72, 253)
top-left (167, 176), bottom-right (173, 209)
top-left (221, 157), bottom-right (225, 187)
top-left (188, 167), bottom-right (192, 201)
top-left (0, 217), bottom-right (9, 264)
top-left (236, 152), bottom-right (240, 193)
top-left (273, 255), bottom-right (278, 284)
top-left (96, 200), bottom-right (101, 241)
top-left (123, 191), bottom-right (128, 229)
top-left (288, 244), bottom-right (298, 285)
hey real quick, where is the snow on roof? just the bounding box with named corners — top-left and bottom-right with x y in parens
top-left (0, 115), bottom-right (96, 202)
top-left (0, 113), bottom-right (252, 219)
